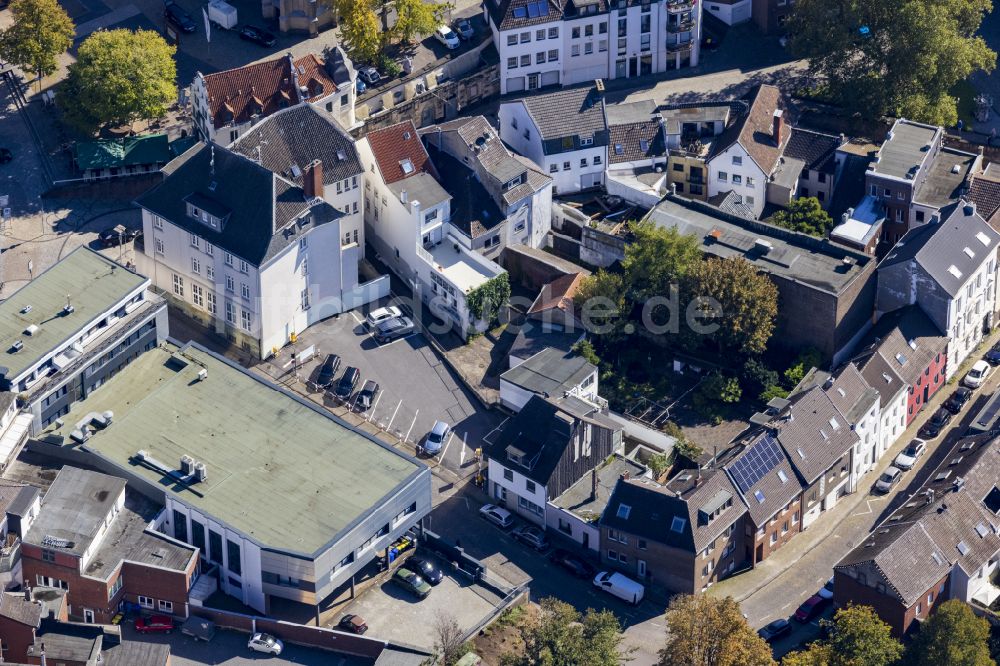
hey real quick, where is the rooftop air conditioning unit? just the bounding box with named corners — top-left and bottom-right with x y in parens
top-left (197, 368), bottom-right (208, 382)
top-left (62, 304), bottom-right (75, 315)
top-left (180, 455), bottom-right (195, 475)
top-left (23, 325), bottom-right (39, 336)
top-left (194, 462), bottom-right (208, 483)
top-left (754, 239), bottom-right (773, 254)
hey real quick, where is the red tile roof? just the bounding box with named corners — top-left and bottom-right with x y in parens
top-left (202, 54), bottom-right (338, 131)
top-left (712, 84), bottom-right (788, 174)
top-left (528, 272), bottom-right (585, 316)
top-left (366, 120), bottom-right (438, 185)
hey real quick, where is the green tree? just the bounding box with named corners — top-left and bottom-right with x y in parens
top-left (392, 0), bottom-right (444, 44)
top-left (60, 29), bottom-right (176, 132)
top-left (684, 257), bottom-right (778, 355)
top-left (662, 420), bottom-right (704, 461)
top-left (465, 273), bottom-right (511, 326)
top-left (622, 220), bottom-right (701, 302)
top-left (905, 599), bottom-right (993, 666)
top-left (788, 0), bottom-right (995, 126)
top-left (0, 0), bottom-right (75, 88)
top-left (575, 270), bottom-right (627, 335)
top-left (502, 597), bottom-right (628, 666)
top-left (659, 595), bottom-right (775, 666)
top-left (692, 372), bottom-right (742, 421)
top-left (741, 358), bottom-right (780, 399)
top-left (782, 605), bottom-right (902, 666)
top-left (769, 198), bottom-right (834, 237)
top-left (326, 0), bottom-right (381, 62)
top-left (783, 348), bottom-right (823, 388)
top-left (573, 339), bottom-right (601, 366)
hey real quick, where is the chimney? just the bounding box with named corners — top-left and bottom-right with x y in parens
top-left (963, 200), bottom-right (976, 216)
top-left (772, 109), bottom-right (784, 146)
top-left (401, 189), bottom-right (408, 204)
top-left (620, 470), bottom-right (630, 482)
top-left (303, 160), bottom-right (323, 200)
top-left (591, 468), bottom-right (599, 501)
top-left (23, 582), bottom-right (31, 601)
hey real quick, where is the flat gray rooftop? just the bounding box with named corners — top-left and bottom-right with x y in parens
top-left (649, 198), bottom-right (870, 294)
top-left (915, 147), bottom-right (976, 208)
top-left (0, 247), bottom-right (147, 382)
top-left (501, 347), bottom-right (595, 396)
top-left (24, 466), bottom-right (125, 557)
top-left (36, 344), bottom-right (422, 555)
top-left (871, 120), bottom-right (938, 180)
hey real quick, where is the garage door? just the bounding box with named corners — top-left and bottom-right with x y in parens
top-left (540, 71), bottom-right (560, 87)
top-left (506, 76), bottom-right (525, 93)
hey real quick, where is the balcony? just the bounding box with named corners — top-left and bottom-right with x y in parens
top-left (667, 40), bottom-right (693, 53)
top-left (666, 0), bottom-right (693, 11)
top-left (666, 18), bottom-right (694, 32)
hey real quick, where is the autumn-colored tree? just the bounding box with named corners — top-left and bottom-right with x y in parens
top-left (659, 595), bottom-right (775, 666)
top-left (60, 29), bottom-right (176, 132)
top-left (502, 598), bottom-right (628, 666)
top-left (684, 257), bottom-right (778, 355)
top-left (782, 605), bottom-right (902, 666)
top-left (0, 0), bottom-right (74, 87)
top-left (392, 0), bottom-right (444, 44)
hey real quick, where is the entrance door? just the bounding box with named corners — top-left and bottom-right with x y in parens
top-left (923, 385), bottom-right (929, 403)
top-left (637, 560), bottom-right (647, 578)
top-left (527, 73), bottom-right (539, 90)
top-left (582, 532), bottom-right (590, 549)
top-left (755, 543), bottom-right (764, 563)
top-left (83, 609), bottom-right (95, 623)
top-left (628, 56), bottom-right (638, 77)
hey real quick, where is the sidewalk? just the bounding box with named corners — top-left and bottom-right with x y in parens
top-left (708, 330), bottom-right (1000, 605)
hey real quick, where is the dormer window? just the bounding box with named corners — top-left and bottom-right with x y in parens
top-left (580, 136), bottom-right (594, 147)
top-left (504, 174), bottom-right (524, 190)
top-left (186, 203), bottom-right (221, 229)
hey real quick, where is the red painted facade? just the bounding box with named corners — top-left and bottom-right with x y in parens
top-left (905, 350), bottom-right (947, 425)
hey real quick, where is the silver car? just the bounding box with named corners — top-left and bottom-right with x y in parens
top-left (512, 525), bottom-right (550, 551)
top-left (423, 420), bottom-right (450, 454)
top-left (248, 632), bottom-right (283, 655)
top-left (874, 466), bottom-right (902, 494)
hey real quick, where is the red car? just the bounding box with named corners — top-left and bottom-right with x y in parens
top-left (134, 614), bottom-right (174, 634)
top-left (794, 594), bottom-right (829, 623)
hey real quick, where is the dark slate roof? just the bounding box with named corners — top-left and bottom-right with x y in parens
top-left (836, 435), bottom-right (1000, 606)
top-left (508, 321), bottom-right (583, 362)
top-left (856, 306), bottom-right (948, 387)
top-left (135, 143), bottom-right (340, 266)
top-left (485, 0), bottom-right (565, 31)
top-left (608, 121), bottom-right (665, 165)
top-left (229, 104), bottom-right (363, 186)
top-left (782, 128), bottom-right (840, 173)
top-left (710, 84), bottom-right (787, 174)
top-left (516, 86), bottom-right (609, 152)
top-left (0, 593), bottom-right (42, 627)
top-left (776, 387), bottom-right (859, 485)
top-left (428, 148), bottom-right (505, 237)
top-left (879, 202), bottom-right (1000, 298)
top-left (601, 470), bottom-right (747, 553)
top-left (0, 481), bottom-right (38, 521)
top-left (486, 395), bottom-right (577, 486)
top-left (826, 363), bottom-right (878, 425)
top-left (722, 432), bottom-right (803, 526)
top-left (500, 347), bottom-right (595, 397)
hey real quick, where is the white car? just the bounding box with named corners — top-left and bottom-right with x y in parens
top-left (893, 438), bottom-right (926, 471)
top-left (365, 305), bottom-right (402, 329)
top-left (964, 360), bottom-right (991, 389)
top-left (479, 503), bottom-right (513, 529)
top-left (874, 466), bottom-right (902, 494)
top-left (248, 632), bottom-right (283, 655)
top-left (435, 25), bottom-right (460, 49)
top-left (817, 577), bottom-right (834, 600)
top-left (423, 420), bottom-right (451, 455)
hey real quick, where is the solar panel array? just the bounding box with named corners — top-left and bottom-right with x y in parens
top-left (729, 434), bottom-right (783, 494)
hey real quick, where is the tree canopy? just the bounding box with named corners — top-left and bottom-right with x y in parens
top-left (659, 595), bottom-right (775, 666)
top-left (575, 270), bottom-right (627, 336)
top-left (769, 198), bottom-right (834, 237)
top-left (788, 0), bottom-right (996, 126)
top-left (326, 0), bottom-right (382, 62)
top-left (622, 220), bottom-right (702, 303)
top-left (502, 597), bottom-right (628, 666)
top-left (683, 256), bottom-right (778, 355)
top-left (905, 599), bottom-right (993, 666)
top-left (782, 605), bottom-right (902, 666)
top-left (0, 0), bottom-right (75, 85)
top-left (393, 0), bottom-right (444, 44)
top-left (60, 29), bottom-right (176, 133)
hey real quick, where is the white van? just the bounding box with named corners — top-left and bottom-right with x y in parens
top-left (593, 571), bottom-right (644, 605)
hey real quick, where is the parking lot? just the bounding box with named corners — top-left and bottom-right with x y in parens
top-left (262, 296), bottom-right (503, 477)
top-left (334, 551), bottom-right (504, 651)
top-left (118, 623), bottom-right (373, 666)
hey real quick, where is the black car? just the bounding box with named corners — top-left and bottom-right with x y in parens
top-left (406, 556), bottom-right (443, 585)
top-left (164, 1), bottom-right (196, 32)
top-left (98, 228), bottom-right (141, 247)
top-left (334, 366), bottom-right (360, 399)
top-left (943, 387), bottom-right (973, 414)
top-left (757, 618), bottom-right (791, 642)
top-left (357, 380), bottom-right (380, 410)
top-left (920, 407), bottom-right (953, 438)
top-left (239, 24), bottom-right (276, 47)
top-left (986, 342), bottom-right (1000, 365)
top-left (549, 548), bottom-right (595, 578)
top-left (338, 614), bottom-right (368, 634)
top-left (316, 353), bottom-right (341, 387)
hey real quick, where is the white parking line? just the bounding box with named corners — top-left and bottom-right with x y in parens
top-left (386, 400), bottom-right (401, 432)
top-left (374, 332), bottom-right (418, 348)
top-left (349, 311), bottom-right (365, 325)
top-left (438, 431), bottom-right (456, 464)
top-left (459, 435), bottom-right (467, 466)
top-left (405, 409), bottom-right (419, 443)
top-left (367, 391), bottom-right (382, 422)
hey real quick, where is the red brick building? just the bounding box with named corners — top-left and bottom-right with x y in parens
top-left (0, 587), bottom-right (67, 663)
top-left (20, 467), bottom-right (198, 625)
